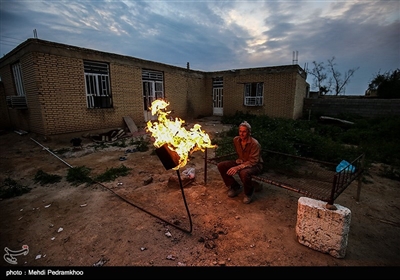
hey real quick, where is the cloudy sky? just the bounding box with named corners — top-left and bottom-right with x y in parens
top-left (1, 0), bottom-right (399, 95)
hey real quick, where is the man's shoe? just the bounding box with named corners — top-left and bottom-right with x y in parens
top-left (243, 193), bottom-right (253, 204)
top-left (228, 186), bottom-right (242, 198)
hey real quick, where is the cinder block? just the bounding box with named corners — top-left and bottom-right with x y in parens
top-left (296, 197), bottom-right (351, 258)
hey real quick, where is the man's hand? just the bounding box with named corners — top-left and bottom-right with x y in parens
top-left (227, 166), bottom-right (239, 176)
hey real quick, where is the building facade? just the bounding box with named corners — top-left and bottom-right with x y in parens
top-left (0, 39), bottom-right (308, 138)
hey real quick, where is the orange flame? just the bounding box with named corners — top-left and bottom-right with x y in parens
top-left (146, 99), bottom-right (216, 170)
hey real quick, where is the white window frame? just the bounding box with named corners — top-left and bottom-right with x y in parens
top-left (12, 62), bottom-right (25, 96)
top-left (142, 69), bottom-right (164, 111)
top-left (84, 60), bottom-right (112, 108)
top-left (244, 82), bottom-right (264, 106)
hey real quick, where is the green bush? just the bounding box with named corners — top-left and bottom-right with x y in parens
top-left (216, 112), bottom-right (399, 168)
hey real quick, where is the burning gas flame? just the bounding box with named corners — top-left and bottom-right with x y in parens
top-left (146, 99), bottom-right (216, 170)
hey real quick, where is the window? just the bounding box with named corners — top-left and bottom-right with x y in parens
top-left (84, 60), bottom-right (112, 108)
top-left (12, 62), bottom-right (25, 96)
top-left (142, 69), bottom-right (164, 111)
top-left (6, 62), bottom-right (27, 109)
top-left (244, 82), bottom-right (263, 106)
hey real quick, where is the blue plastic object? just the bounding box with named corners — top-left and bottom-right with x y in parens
top-left (336, 160), bottom-right (355, 173)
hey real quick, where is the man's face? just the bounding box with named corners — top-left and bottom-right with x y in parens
top-left (239, 126), bottom-right (249, 141)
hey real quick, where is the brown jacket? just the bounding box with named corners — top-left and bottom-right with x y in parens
top-left (233, 136), bottom-right (263, 169)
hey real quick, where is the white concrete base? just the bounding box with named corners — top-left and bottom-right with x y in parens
top-left (296, 197), bottom-right (351, 258)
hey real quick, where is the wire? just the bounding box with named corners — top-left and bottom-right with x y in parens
top-left (94, 170), bottom-right (193, 234)
top-left (30, 137), bottom-right (193, 234)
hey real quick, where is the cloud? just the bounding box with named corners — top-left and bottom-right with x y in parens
top-left (1, 0), bottom-right (399, 94)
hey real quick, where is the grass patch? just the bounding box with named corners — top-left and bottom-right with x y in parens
top-left (34, 170), bottom-right (62, 185)
top-left (66, 166), bottom-right (93, 186)
top-left (0, 177), bottom-right (32, 199)
top-left (94, 165), bottom-right (131, 182)
top-left (131, 137), bottom-right (150, 152)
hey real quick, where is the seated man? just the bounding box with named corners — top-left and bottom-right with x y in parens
top-left (217, 121), bottom-right (263, 204)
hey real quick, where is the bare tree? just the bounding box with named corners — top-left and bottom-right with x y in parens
top-left (307, 57), bottom-right (359, 96)
top-left (327, 57), bottom-right (359, 95)
top-left (307, 61), bottom-right (332, 95)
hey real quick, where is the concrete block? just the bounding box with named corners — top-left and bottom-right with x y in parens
top-left (296, 197), bottom-right (351, 258)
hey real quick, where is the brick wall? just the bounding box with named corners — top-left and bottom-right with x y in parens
top-left (0, 39), bottom-right (308, 137)
top-left (303, 97), bottom-right (400, 118)
top-left (0, 41), bottom-right (212, 136)
top-left (219, 66), bottom-right (307, 119)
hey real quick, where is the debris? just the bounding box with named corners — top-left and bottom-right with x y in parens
top-left (91, 128), bottom-right (126, 143)
top-left (140, 247), bottom-right (147, 251)
top-left (167, 175), bottom-right (194, 188)
top-left (14, 130), bottom-right (28, 135)
top-left (93, 257), bottom-right (108, 267)
top-left (123, 116), bottom-right (138, 134)
top-left (57, 227), bottom-right (63, 233)
top-left (119, 156), bottom-right (127, 161)
top-left (165, 231), bottom-right (172, 237)
top-left (117, 182), bottom-right (123, 186)
top-left (80, 203), bottom-right (87, 207)
top-left (51, 237), bottom-right (55, 241)
top-left (18, 217), bottom-right (23, 221)
top-left (166, 255), bottom-right (175, 260)
top-left (182, 167), bottom-right (195, 179)
top-left (44, 204), bottom-right (51, 208)
top-left (35, 254), bottom-right (41, 260)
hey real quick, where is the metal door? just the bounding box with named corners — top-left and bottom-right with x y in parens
top-left (212, 77), bottom-right (223, 116)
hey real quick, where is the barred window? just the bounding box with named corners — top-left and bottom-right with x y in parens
top-left (84, 60), bottom-right (112, 108)
top-left (12, 62), bottom-right (25, 96)
top-left (244, 82), bottom-right (263, 106)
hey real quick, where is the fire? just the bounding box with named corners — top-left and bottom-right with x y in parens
top-left (146, 99), bottom-right (216, 170)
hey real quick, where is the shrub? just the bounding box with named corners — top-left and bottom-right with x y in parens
top-left (0, 177), bottom-right (31, 199)
top-left (66, 166), bottom-right (93, 186)
top-left (95, 165), bottom-right (131, 182)
top-left (34, 170), bottom-right (62, 185)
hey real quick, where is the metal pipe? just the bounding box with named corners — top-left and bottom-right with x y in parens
top-left (30, 138), bottom-right (73, 168)
top-left (204, 148), bottom-right (207, 185)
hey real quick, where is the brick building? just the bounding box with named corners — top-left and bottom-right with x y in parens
top-left (0, 38), bottom-right (309, 138)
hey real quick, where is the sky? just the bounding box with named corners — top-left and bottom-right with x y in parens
top-left (0, 0), bottom-right (399, 95)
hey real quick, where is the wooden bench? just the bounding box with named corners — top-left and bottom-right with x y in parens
top-left (204, 149), bottom-right (365, 209)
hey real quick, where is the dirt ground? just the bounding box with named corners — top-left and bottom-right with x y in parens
top-left (0, 117), bottom-right (399, 276)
